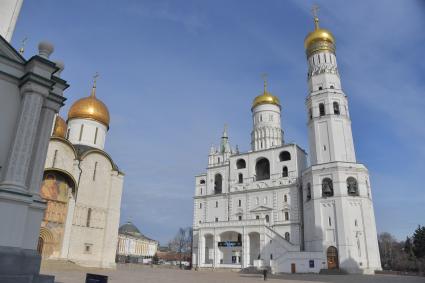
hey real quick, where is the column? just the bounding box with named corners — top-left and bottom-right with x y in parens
top-left (243, 233), bottom-right (250, 268)
top-left (0, 83), bottom-right (48, 192)
top-left (28, 98), bottom-right (61, 194)
top-left (213, 233), bottom-right (220, 267)
top-left (198, 234), bottom-right (204, 267)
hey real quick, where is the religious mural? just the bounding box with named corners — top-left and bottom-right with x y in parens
top-left (38, 171), bottom-right (75, 258)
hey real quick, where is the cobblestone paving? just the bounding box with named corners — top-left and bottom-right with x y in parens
top-left (41, 261), bottom-right (424, 283)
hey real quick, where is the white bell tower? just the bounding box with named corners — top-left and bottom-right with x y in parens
top-left (0, 0), bottom-right (24, 42)
top-left (305, 15), bottom-right (356, 166)
top-left (302, 8), bottom-right (381, 274)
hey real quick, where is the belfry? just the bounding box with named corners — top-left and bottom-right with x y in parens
top-left (191, 10), bottom-right (381, 274)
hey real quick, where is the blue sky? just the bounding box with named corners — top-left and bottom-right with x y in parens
top-left (12, 0), bottom-right (425, 245)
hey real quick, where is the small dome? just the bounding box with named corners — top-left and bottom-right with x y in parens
top-left (52, 116), bottom-right (67, 138)
top-left (252, 79), bottom-right (280, 109)
top-left (68, 86), bottom-right (110, 128)
top-left (119, 222), bottom-right (141, 235)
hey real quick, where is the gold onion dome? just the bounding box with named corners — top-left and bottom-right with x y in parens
top-left (304, 12), bottom-right (335, 54)
top-left (52, 115), bottom-right (67, 138)
top-left (252, 79), bottom-right (280, 109)
top-left (67, 81), bottom-right (110, 128)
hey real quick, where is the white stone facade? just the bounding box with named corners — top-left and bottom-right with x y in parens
top-left (38, 100), bottom-right (124, 268)
top-left (0, 0), bottom-right (23, 42)
top-left (192, 21), bottom-right (381, 274)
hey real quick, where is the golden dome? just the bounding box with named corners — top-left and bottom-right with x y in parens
top-left (52, 115), bottom-right (67, 138)
top-left (252, 79), bottom-right (280, 109)
top-left (304, 16), bottom-right (335, 54)
top-left (67, 85), bottom-right (110, 128)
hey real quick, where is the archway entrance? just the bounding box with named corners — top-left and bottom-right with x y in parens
top-left (327, 246), bottom-right (339, 269)
top-left (37, 237), bottom-right (44, 255)
top-left (219, 231), bottom-right (242, 266)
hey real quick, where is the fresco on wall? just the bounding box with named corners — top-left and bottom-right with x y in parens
top-left (38, 171), bottom-right (75, 258)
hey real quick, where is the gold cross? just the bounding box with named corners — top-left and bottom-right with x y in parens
top-left (19, 37), bottom-right (28, 54)
top-left (93, 72), bottom-right (99, 87)
top-left (311, 5), bottom-right (319, 19)
top-left (261, 73), bottom-right (268, 93)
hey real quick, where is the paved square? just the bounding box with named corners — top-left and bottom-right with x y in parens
top-left (41, 261), bottom-right (424, 283)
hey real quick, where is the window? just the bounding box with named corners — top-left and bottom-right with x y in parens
top-left (263, 197), bottom-right (268, 205)
top-left (94, 127), bottom-right (99, 144)
top-left (355, 219), bottom-right (358, 227)
top-left (256, 215), bottom-right (260, 219)
top-left (260, 115), bottom-right (262, 122)
top-left (66, 128), bottom-right (70, 139)
top-left (347, 177), bottom-right (359, 196)
top-left (86, 208), bottom-right (92, 227)
top-left (330, 85), bottom-right (334, 89)
top-left (285, 211), bottom-right (289, 221)
top-left (319, 103), bottom-right (325, 116)
top-left (214, 174), bottom-right (222, 194)
top-left (255, 158), bottom-right (270, 181)
top-left (322, 178), bottom-right (334, 197)
top-left (199, 203), bottom-right (202, 209)
top-left (306, 183), bottom-right (312, 201)
top-left (285, 232), bottom-right (290, 241)
top-left (93, 162), bottom-right (98, 181)
top-left (279, 151), bottom-right (291, 162)
top-left (265, 215), bottom-right (270, 223)
top-left (200, 179), bottom-right (205, 184)
top-left (284, 194), bottom-right (287, 203)
top-left (238, 199), bottom-right (242, 207)
top-left (255, 197), bottom-right (259, 205)
top-left (318, 86), bottom-right (323, 90)
top-left (79, 124), bottom-right (84, 141)
top-left (270, 254), bottom-right (273, 260)
top-left (215, 217), bottom-right (218, 222)
top-left (236, 159), bottom-right (246, 169)
top-left (309, 108), bottom-right (313, 120)
top-left (84, 244), bottom-right (92, 253)
top-left (238, 173), bottom-right (243, 184)
top-left (200, 188), bottom-right (202, 195)
top-left (238, 215), bottom-right (242, 221)
top-left (282, 166), bottom-right (288, 178)
top-left (215, 201), bottom-right (218, 208)
top-left (333, 102), bottom-right (340, 115)
top-left (328, 217), bottom-right (332, 226)
top-left (218, 157), bottom-right (220, 163)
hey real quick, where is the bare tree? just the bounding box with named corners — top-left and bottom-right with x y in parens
top-left (169, 227), bottom-right (192, 268)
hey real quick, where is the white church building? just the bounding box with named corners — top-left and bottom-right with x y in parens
top-left (192, 15), bottom-right (381, 274)
top-left (37, 80), bottom-right (124, 268)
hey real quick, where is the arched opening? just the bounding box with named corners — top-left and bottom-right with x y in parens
top-left (214, 174), bottom-right (222, 194)
top-left (330, 85), bottom-right (335, 89)
top-left (284, 232), bottom-right (290, 241)
top-left (265, 215), bottom-right (270, 223)
top-left (319, 103), bottom-right (325, 116)
top-left (200, 179), bottom-right (205, 184)
top-left (238, 173), bottom-right (243, 184)
top-left (255, 158), bottom-right (270, 181)
top-left (284, 194), bottom-right (287, 202)
top-left (279, 151), bottom-right (291, 162)
top-left (322, 178), bottom-right (334, 197)
top-left (327, 246), bottom-right (339, 269)
top-left (219, 231), bottom-right (242, 265)
top-left (347, 177), bottom-right (359, 196)
top-left (333, 102), bottom-right (340, 115)
top-left (282, 166), bottom-right (288, 177)
top-left (236, 159), bottom-right (246, 169)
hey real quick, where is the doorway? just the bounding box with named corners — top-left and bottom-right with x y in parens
top-left (327, 246), bottom-right (339, 269)
top-left (37, 237), bottom-right (44, 255)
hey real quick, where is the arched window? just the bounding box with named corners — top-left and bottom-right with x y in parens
top-left (319, 103), bottom-right (325, 116)
top-left (265, 215), bottom-right (270, 223)
top-left (279, 151), bottom-right (291, 162)
top-left (322, 178), bottom-right (334, 197)
top-left (333, 102), bottom-right (340, 115)
top-left (214, 174), bottom-right (222, 194)
top-left (347, 177), bottom-right (359, 196)
top-left (282, 166), bottom-right (288, 178)
top-left (200, 179), bottom-right (205, 184)
top-left (284, 211), bottom-right (289, 221)
top-left (86, 208), bottom-right (92, 227)
top-left (309, 108), bottom-right (313, 120)
top-left (306, 183), bottom-right (312, 201)
top-left (330, 85), bottom-right (335, 89)
top-left (255, 158), bottom-right (270, 181)
top-left (284, 194), bottom-right (287, 202)
top-left (238, 173), bottom-right (243, 184)
top-left (318, 86), bottom-right (323, 90)
top-left (285, 232), bottom-right (290, 241)
top-left (236, 159), bottom-right (246, 169)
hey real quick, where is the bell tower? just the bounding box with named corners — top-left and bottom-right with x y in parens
top-left (302, 7), bottom-right (382, 274)
top-left (305, 8), bottom-right (356, 166)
